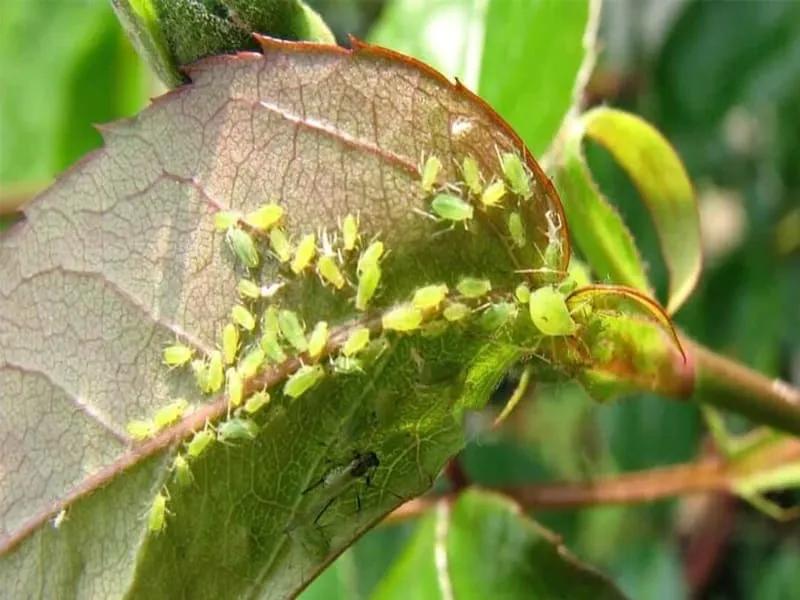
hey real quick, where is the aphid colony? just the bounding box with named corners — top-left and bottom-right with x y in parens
top-left (416, 149), bottom-right (539, 248)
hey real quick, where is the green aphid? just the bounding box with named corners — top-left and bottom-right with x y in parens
top-left (332, 356), bottom-right (363, 374)
top-left (225, 227), bottom-right (260, 269)
top-left (528, 286), bottom-right (577, 336)
top-left (421, 320), bottom-right (449, 337)
top-left (514, 283), bottom-right (531, 304)
top-left (238, 347), bottom-right (266, 379)
top-left (244, 203), bottom-right (284, 231)
top-left (341, 213), bottom-right (360, 251)
top-left (478, 302), bottom-right (517, 331)
top-left (278, 309), bottom-right (308, 352)
top-left (508, 212), bottom-right (526, 248)
top-left (162, 343), bottom-right (193, 368)
top-left (231, 304), bottom-right (256, 331)
top-left (243, 391), bottom-right (270, 415)
top-left (127, 419), bottom-right (155, 441)
top-left (261, 305), bottom-right (281, 336)
top-left (307, 321), bottom-right (329, 359)
top-left (355, 264), bottom-right (381, 311)
top-left (186, 426), bottom-right (215, 459)
top-left (172, 455), bottom-right (194, 487)
top-left (461, 156), bottom-right (483, 197)
top-left (357, 241), bottom-right (384, 275)
top-left (431, 193), bottom-right (473, 223)
top-left (501, 152), bottom-right (532, 199)
top-left (153, 398), bottom-right (189, 430)
top-left (291, 233), bottom-right (317, 275)
top-left (191, 358), bottom-right (209, 392)
top-left (456, 277), bottom-right (492, 299)
top-left (317, 254), bottom-right (346, 289)
top-left (342, 327), bottom-right (370, 357)
top-left (269, 228), bottom-right (293, 263)
top-left (284, 364), bottom-right (324, 399)
top-left (237, 279), bottom-right (262, 301)
top-left (420, 154), bottom-right (442, 194)
top-left (148, 491), bottom-right (170, 534)
top-left (443, 302), bottom-right (471, 322)
top-left (382, 304), bottom-right (424, 332)
top-left (214, 210), bottom-right (243, 232)
top-left (222, 323), bottom-right (240, 366)
top-left (412, 284), bottom-right (449, 310)
top-left (260, 331), bottom-right (288, 363)
top-left (226, 367), bottom-right (243, 408)
top-left (480, 180), bottom-right (506, 208)
top-left (217, 417), bottom-right (259, 442)
top-left (206, 351), bottom-right (224, 393)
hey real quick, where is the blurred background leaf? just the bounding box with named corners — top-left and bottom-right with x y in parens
top-left (2, 1), bottom-right (799, 599)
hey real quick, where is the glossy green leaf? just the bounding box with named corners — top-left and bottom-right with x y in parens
top-left (373, 489), bottom-right (629, 600)
top-left (479, 0), bottom-right (600, 158)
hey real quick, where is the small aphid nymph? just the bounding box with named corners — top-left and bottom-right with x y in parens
top-left (478, 302), bottom-right (517, 331)
top-left (260, 331), bottom-right (288, 364)
top-left (291, 233), bottom-right (317, 274)
top-left (217, 417), bottom-right (259, 442)
top-left (231, 304), bottom-right (256, 332)
top-left (243, 391), bottom-right (270, 415)
top-left (205, 351), bottom-right (224, 393)
top-left (480, 180), bottom-right (506, 208)
top-left (317, 254), bottom-right (346, 289)
top-left (284, 364), bottom-right (324, 399)
top-left (278, 310), bottom-right (308, 352)
top-left (244, 203), bottom-right (284, 231)
top-left (225, 227), bottom-right (260, 269)
top-left (412, 284), bottom-right (449, 310)
top-left (430, 193), bottom-right (473, 224)
top-left (382, 305), bottom-right (424, 332)
top-left (186, 426), bottom-right (215, 459)
top-left (355, 264), bottom-right (381, 311)
top-left (162, 343), bottom-right (193, 369)
top-left (515, 283), bottom-right (531, 304)
top-left (148, 491), bottom-right (169, 534)
top-left (341, 213), bottom-right (360, 251)
top-left (226, 367), bottom-right (244, 408)
top-left (172, 454), bottom-right (194, 487)
top-left (500, 151), bottom-right (532, 199)
top-left (456, 277), bottom-right (492, 299)
top-left (222, 323), bottom-right (240, 366)
top-left (214, 210), bottom-right (243, 232)
top-left (342, 327), bottom-right (371, 357)
top-left (508, 212), bottom-right (527, 248)
top-left (307, 321), bottom-right (329, 359)
top-left (420, 154), bottom-right (442, 194)
top-left (153, 398), bottom-right (189, 430)
top-left (443, 302), bottom-right (471, 322)
top-left (237, 347), bottom-right (266, 379)
top-left (461, 156), bottom-right (483, 197)
top-left (332, 355), bottom-right (364, 374)
top-left (127, 419), bottom-right (155, 441)
top-left (237, 279), bottom-right (262, 301)
top-left (269, 228), bottom-right (293, 263)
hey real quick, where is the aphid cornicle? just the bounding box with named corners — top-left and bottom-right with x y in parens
top-left (284, 364), bottom-right (324, 399)
top-left (222, 323), bottom-right (240, 366)
top-left (456, 277), bottom-right (492, 299)
top-left (162, 343), bottom-right (193, 369)
top-left (244, 203), bottom-right (284, 231)
top-left (153, 398), bottom-right (189, 430)
top-left (291, 233), bottom-right (317, 274)
top-left (412, 284), bottom-right (449, 310)
top-left (269, 228), bottom-right (293, 263)
top-left (355, 264), bottom-right (381, 311)
top-left (278, 310), bottom-right (308, 352)
top-left (420, 154), bottom-right (442, 194)
top-left (461, 156), bottom-right (483, 197)
top-left (186, 426), bottom-right (215, 459)
top-left (430, 193), bottom-right (474, 224)
top-left (382, 305), bottom-right (424, 332)
top-left (508, 212), bottom-right (527, 248)
top-left (225, 227), bottom-right (260, 269)
top-left (342, 327), bottom-right (370, 357)
top-left (317, 255), bottom-right (346, 289)
top-left (307, 321), bottom-right (329, 359)
top-left (214, 210), bottom-right (243, 232)
top-left (341, 214), bottom-right (360, 251)
top-left (231, 304), bottom-right (256, 331)
top-left (500, 151), bottom-right (532, 199)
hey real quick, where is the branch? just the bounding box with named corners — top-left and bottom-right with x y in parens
top-left (386, 437), bottom-right (800, 522)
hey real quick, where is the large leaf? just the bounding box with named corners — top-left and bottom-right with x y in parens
top-left (371, 488), bottom-right (629, 599)
top-left (0, 37), bottom-right (569, 597)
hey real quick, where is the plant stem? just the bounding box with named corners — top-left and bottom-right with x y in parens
top-left (386, 438), bottom-right (800, 522)
top-left (686, 337), bottom-right (800, 437)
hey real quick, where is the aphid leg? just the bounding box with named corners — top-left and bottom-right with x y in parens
top-left (492, 364), bottom-right (534, 429)
top-left (314, 497), bottom-right (337, 526)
